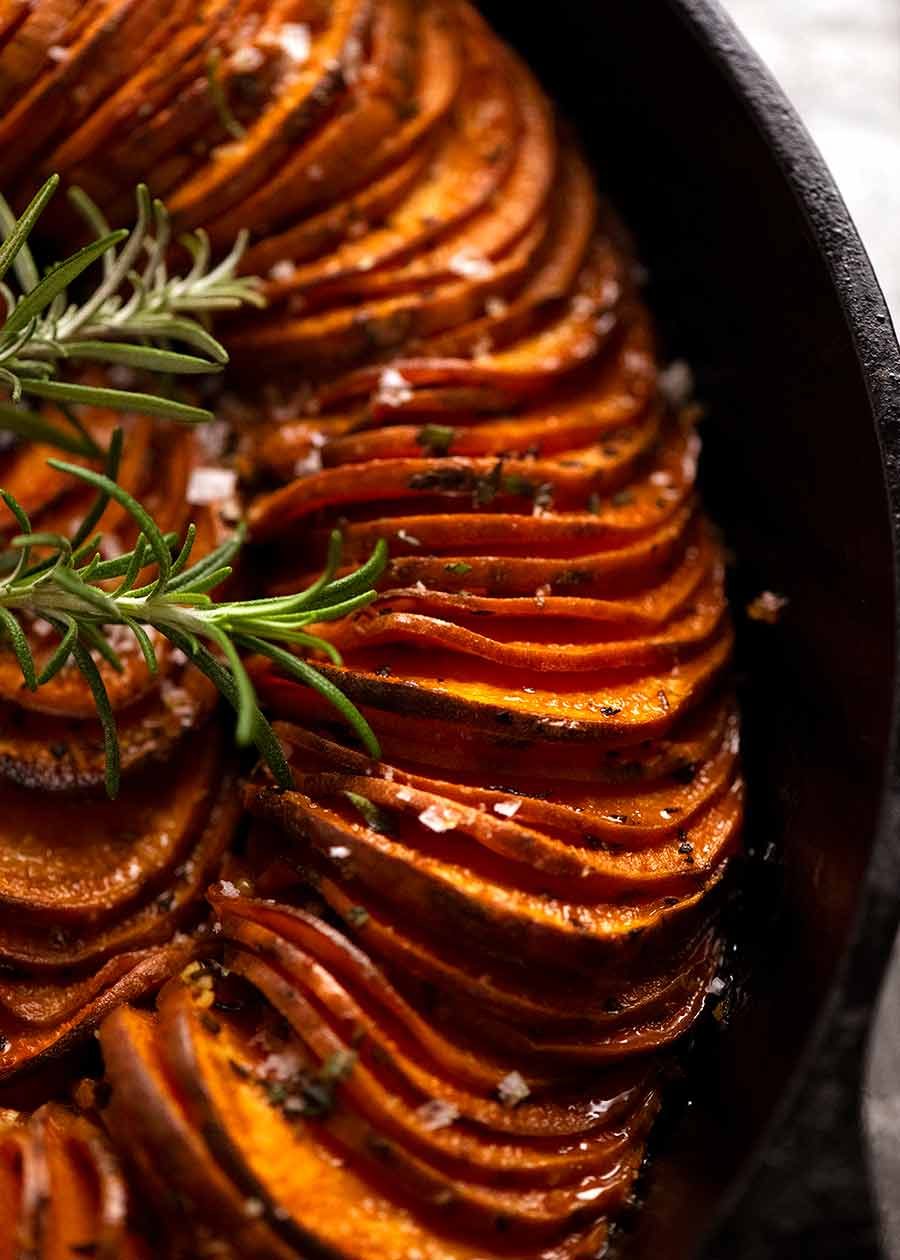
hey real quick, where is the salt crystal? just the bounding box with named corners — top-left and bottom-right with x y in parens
top-left (260, 1046), bottom-right (305, 1080)
top-left (329, 846), bottom-right (351, 860)
top-left (658, 360), bottom-right (694, 406)
top-left (243, 1198), bottom-right (265, 1219)
top-left (493, 800), bottom-right (521, 818)
top-left (376, 367), bottom-right (414, 408)
top-left (497, 1070), bottom-right (530, 1107)
top-left (570, 294), bottom-right (597, 318)
top-left (47, 45), bottom-right (69, 62)
top-left (396, 787), bottom-right (413, 802)
top-left (396, 529), bottom-right (421, 547)
top-left (418, 804), bottom-right (460, 833)
top-left (472, 335), bottom-right (493, 359)
top-left (269, 259), bottom-right (297, 282)
top-left (343, 34), bottom-right (364, 83)
top-left (448, 250), bottom-right (493, 280)
top-left (707, 976), bottom-right (726, 996)
top-left (746, 590), bottom-right (789, 625)
top-left (650, 470), bottom-right (673, 487)
top-left (232, 45), bottom-right (264, 73)
top-left (485, 296), bottom-right (508, 318)
top-left (218, 880), bottom-right (240, 899)
top-left (278, 23), bottom-right (311, 63)
top-left (293, 448), bottom-right (323, 477)
top-left (415, 1100), bottom-right (460, 1131)
top-left (414, 581), bottom-right (428, 594)
top-left (186, 466), bottom-right (237, 506)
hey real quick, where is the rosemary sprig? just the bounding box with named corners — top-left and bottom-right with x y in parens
top-left (0, 440), bottom-right (386, 798)
top-left (0, 176), bottom-right (264, 454)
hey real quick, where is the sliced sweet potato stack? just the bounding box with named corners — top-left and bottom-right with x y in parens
top-left (0, 659), bottom-right (217, 793)
top-left (0, 936), bottom-right (200, 1079)
top-left (0, 757), bottom-right (239, 968)
top-left (205, 0), bottom-right (419, 244)
top-left (167, 0), bottom-right (373, 227)
top-left (258, 26), bottom-right (543, 308)
top-left (241, 0), bottom-right (465, 272)
top-left (97, 960), bottom-right (652, 1257)
top-left (0, 3), bottom-right (740, 1253)
top-left (52, 0), bottom-right (263, 213)
top-left (0, 0), bottom-right (182, 184)
top-left (0, 1102), bottom-right (150, 1259)
top-left (0, 733), bottom-right (223, 924)
top-left (0, 0), bottom-right (96, 110)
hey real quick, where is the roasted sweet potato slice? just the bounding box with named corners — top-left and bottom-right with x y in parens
top-left (207, 0), bottom-right (419, 244)
top-left (0, 730), bottom-right (223, 924)
top-left (156, 975), bottom-right (493, 1259)
top-left (259, 28), bottom-right (544, 308)
top-left (0, 758), bottom-right (239, 968)
top-left (167, 0), bottom-right (373, 226)
top-left (0, 937), bottom-right (200, 1079)
top-left (241, 0), bottom-right (464, 272)
top-left (0, 659), bottom-right (217, 793)
top-left (100, 1003), bottom-right (298, 1260)
top-left (0, 0), bottom-right (184, 183)
top-left (0, 1103), bottom-right (145, 1260)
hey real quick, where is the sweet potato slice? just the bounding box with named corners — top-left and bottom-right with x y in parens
top-left (241, 0), bottom-right (464, 273)
top-left (0, 1103), bottom-right (144, 1260)
top-left (0, 730), bottom-right (223, 924)
top-left (167, 0), bottom-right (373, 227)
top-left (0, 935), bottom-right (199, 1080)
top-left (207, 0), bottom-right (420, 244)
top-left (253, 655), bottom-right (735, 778)
top-left (0, 660), bottom-right (217, 793)
top-left (157, 976), bottom-right (493, 1260)
top-left (0, 759), bottom-right (239, 968)
top-left (0, 0), bottom-right (183, 183)
top-left (100, 1003), bottom-right (298, 1260)
top-left (259, 28), bottom-right (542, 308)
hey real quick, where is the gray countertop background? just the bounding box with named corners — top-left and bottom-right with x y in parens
top-left (722, 1), bottom-right (900, 1253)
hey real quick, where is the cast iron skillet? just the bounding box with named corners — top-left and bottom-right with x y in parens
top-left (478, 2), bottom-right (900, 1256)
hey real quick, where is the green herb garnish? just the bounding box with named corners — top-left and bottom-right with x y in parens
top-left (0, 175), bottom-right (263, 453)
top-left (0, 443), bottom-right (387, 798)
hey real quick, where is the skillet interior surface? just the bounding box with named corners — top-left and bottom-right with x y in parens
top-left (479, 2), bottom-right (900, 1256)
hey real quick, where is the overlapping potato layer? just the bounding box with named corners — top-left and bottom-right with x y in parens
top-left (0, 415), bottom-right (240, 1080)
top-left (0, 0), bottom-right (741, 1255)
top-left (0, 1102), bottom-right (148, 1259)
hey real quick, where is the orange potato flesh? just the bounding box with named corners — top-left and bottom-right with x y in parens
top-left (0, 1), bottom-right (742, 1255)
